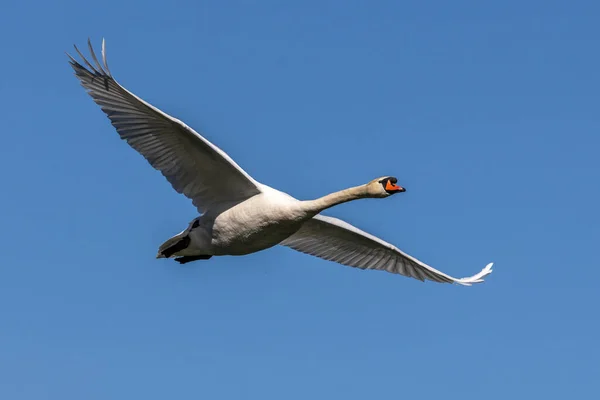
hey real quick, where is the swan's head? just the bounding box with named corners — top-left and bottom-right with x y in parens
top-left (367, 176), bottom-right (406, 198)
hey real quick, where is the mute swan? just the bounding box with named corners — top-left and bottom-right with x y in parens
top-left (68, 39), bottom-right (493, 286)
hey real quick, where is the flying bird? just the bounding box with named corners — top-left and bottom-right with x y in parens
top-left (68, 39), bottom-right (493, 285)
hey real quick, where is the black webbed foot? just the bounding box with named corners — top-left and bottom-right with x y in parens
top-left (174, 255), bottom-right (213, 264)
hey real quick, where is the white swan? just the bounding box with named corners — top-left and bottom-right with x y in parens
top-left (68, 39), bottom-right (493, 286)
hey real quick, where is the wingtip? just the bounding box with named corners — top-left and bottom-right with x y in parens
top-left (65, 51), bottom-right (76, 63)
top-left (454, 262), bottom-right (494, 286)
top-left (101, 37), bottom-right (112, 76)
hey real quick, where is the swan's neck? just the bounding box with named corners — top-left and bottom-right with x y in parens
top-left (302, 185), bottom-right (369, 215)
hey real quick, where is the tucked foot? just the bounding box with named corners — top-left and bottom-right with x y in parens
top-left (174, 255), bottom-right (213, 264)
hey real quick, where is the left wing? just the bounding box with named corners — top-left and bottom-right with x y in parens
top-left (68, 39), bottom-right (263, 213)
top-left (280, 215), bottom-right (493, 285)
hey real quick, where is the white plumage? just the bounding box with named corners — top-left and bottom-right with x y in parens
top-left (69, 39), bottom-right (493, 286)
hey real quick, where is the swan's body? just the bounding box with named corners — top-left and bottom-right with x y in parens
top-left (172, 187), bottom-right (308, 257)
top-left (68, 39), bottom-right (493, 286)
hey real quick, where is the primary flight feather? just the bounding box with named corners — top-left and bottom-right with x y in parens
top-left (68, 38), bottom-right (493, 286)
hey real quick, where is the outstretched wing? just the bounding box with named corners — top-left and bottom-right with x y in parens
top-left (281, 215), bottom-right (493, 285)
top-left (68, 39), bottom-right (263, 212)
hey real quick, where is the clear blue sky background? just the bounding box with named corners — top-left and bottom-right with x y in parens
top-left (1, 1), bottom-right (598, 398)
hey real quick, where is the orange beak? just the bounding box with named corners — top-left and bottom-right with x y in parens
top-left (385, 180), bottom-right (406, 192)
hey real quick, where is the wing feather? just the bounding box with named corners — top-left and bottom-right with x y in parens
top-left (68, 38), bottom-right (262, 212)
top-left (281, 215), bottom-right (493, 285)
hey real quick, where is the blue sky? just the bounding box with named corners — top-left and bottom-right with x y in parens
top-left (1, 0), bottom-right (599, 398)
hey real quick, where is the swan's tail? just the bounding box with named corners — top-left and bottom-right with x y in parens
top-left (157, 231), bottom-right (191, 258)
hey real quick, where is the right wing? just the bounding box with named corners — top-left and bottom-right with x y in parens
top-left (281, 215), bottom-right (493, 285)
